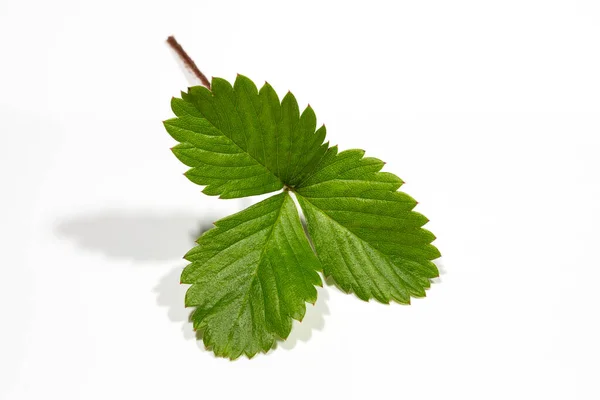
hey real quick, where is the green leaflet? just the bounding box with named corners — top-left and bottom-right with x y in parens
top-left (165, 75), bottom-right (440, 359)
top-left (295, 147), bottom-right (439, 304)
top-left (164, 74), bottom-right (328, 198)
top-left (182, 192), bottom-right (322, 359)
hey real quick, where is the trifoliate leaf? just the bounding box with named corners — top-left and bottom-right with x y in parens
top-left (165, 75), bottom-right (440, 359)
top-left (295, 147), bottom-right (440, 304)
top-left (182, 192), bottom-right (322, 359)
top-left (164, 74), bottom-right (328, 199)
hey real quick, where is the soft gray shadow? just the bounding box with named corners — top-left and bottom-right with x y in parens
top-left (434, 258), bottom-right (446, 275)
top-left (278, 286), bottom-right (329, 350)
top-left (155, 264), bottom-right (329, 355)
top-left (154, 266), bottom-right (196, 341)
top-left (431, 258), bottom-right (445, 284)
top-left (55, 210), bottom-right (215, 261)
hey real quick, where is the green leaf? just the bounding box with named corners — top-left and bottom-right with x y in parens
top-left (165, 75), bottom-right (441, 359)
top-left (182, 192), bottom-right (322, 359)
top-left (295, 146), bottom-right (440, 304)
top-left (164, 74), bottom-right (328, 198)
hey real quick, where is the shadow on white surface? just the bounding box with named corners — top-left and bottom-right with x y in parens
top-left (154, 266), bottom-right (197, 340)
top-left (55, 210), bottom-right (214, 261)
top-left (435, 258), bottom-right (446, 275)
top-left (154, 264), bottom-right (330, 356)
top-left (432, 258), bottom-right (446, 284)
top-left (277, 286), bottom-right (329, 351)
top-left (56, 209), bottom-right (329, 357)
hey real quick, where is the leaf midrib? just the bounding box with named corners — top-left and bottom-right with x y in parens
top-left (297, 193), bottom-right (420, 276)
top-left (224, 194), bottom-right (288, 350)
top-left (190, 104), bottom-right (284, 187)
top-left (297, 193), bottom-right (417, 302)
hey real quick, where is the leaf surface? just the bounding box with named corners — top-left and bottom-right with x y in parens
top-left (182, 192), bottom-right (322, 359)
top-left (164, 75), bottom-right (328, 198)
top-left (295, 147), bottom-right (440, 304)
top-left (165, 75), bottom-right (441, 359)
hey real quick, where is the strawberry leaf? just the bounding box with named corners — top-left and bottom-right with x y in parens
top-left (165, 75), bottom-right (440, 359)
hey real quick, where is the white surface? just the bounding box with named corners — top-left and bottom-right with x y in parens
top-left (1, 0), bottom-right (600, 399)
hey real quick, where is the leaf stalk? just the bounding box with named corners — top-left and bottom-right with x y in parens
top-left (166, 36), bottom-right (211, 90)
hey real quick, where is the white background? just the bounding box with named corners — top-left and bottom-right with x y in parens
top-left (1, 0), bottom-right (599, 399)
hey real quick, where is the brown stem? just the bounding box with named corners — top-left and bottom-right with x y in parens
top-left (166, 36), bottom-right (211, 90)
